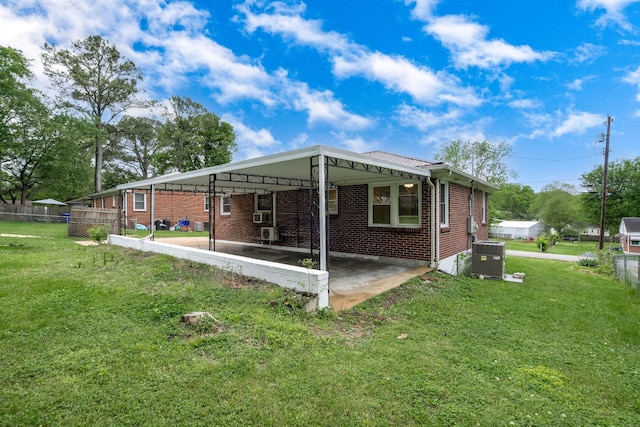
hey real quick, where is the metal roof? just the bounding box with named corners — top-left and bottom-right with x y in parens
top-left (116, 144), bottom-right (497, 193)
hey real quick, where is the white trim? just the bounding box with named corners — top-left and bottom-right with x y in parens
top-left (204, 195), bottom-right (210, 212)
top-left (482, 191), bottom-right (487, 224)
top-left (439, 181), bottom-right (449, 227)
top-left (133, 192), bottom-right (146, 211)
top-left (368, 181), bottom-right (421, 228)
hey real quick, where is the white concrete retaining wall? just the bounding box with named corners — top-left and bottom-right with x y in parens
top-left (109, 235), bottom-right (329, 308)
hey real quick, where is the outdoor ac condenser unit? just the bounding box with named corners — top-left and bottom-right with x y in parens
top-left (471, 240), bottom-right (505, 279)
top-left (261, 227), bottom-right (279, 241)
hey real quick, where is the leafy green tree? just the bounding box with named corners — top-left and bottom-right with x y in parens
top-left (434, 139), bottom-right (517, 185)
top-left (1, 46), bottom-right (34, 155)
top-left (489, 183), bottom-right (535, 220)
top-left (581, 157), bottom-right (640, 235)
top-left (531, 182), bottom-right (583, 235)
top-left (115, 115), bottom-right (161, 180)
top-left (42, 35), bottom-right (143, 193)
top-left (154, 96), bottom-right (236, 174)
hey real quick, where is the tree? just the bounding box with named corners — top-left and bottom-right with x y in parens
top-left (0, 46), bottom-right (34, 154)
top-left (531, 182), bottom-right (583, 235)
top-left (115, 115), bottom-right (161, 180)
top-left (489, 183), bottom-right (535, 220)
top-left (42, 35), bottom-right (143, 193)
top-left (434, 139), bottom-right (517, 185)
top-left (581, 157), bottom-right (640, 235)
top-left (154, 96), bottom-right (236, 174)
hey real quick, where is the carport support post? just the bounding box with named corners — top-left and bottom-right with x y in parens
top-left (318, 154), bottom-right (327, 271)
top-left (150, 184), bottom-right (155, 240)
top-left (209, 174), bottom-right (216, 251)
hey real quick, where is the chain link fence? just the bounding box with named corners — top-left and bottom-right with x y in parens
top-left (612, 254), bottom-right (640, 290)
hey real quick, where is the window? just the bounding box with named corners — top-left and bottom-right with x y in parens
top-left (631, 240), bottom-right (640, 247)
top-left (255, 193), bottom-right (272, 212)
top-left (439, 182), bottom-right (449, 227)
top-left (133, 193), bottom-right (146, 211)
top-left (398, 184), bottom-right (419, 225)
top-left (221, 195), bottom-right (231, 215)
top-left (328, 188), bottom-right (338, 214)
top-left (204, 195), bottom-right (210, 212)
top-left (369, 182), bottom-right (420, 227)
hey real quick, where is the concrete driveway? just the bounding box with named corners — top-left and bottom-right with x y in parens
top-left (507, 250), bottom-right (580, 262)
top-left (154, 236), bottom-right (431, 311)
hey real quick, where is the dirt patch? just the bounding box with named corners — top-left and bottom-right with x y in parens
top-left (330, 266), bottom-right (432, 312)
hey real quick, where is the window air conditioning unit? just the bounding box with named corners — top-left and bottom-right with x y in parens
top-left (261, 227), bottom-right (279, 241)
top-left (253, 211), bottom-right (271, 224)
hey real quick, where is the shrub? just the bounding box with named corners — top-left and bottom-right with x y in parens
top-left (88, 224), bottom-right (110, 244)
top-left (535, 233), bottom-right (550, 252)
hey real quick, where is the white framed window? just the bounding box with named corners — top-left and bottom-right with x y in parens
top-left (482, 191), bottom-right (487, 224)
top-left (328, 188), bottom-right (338, 215)
top-left (133, 193), bottom-right (146, 211)
top-left (220, 195), bottom-right (231, 215)
top-left (439, 182), bottom-right (449, 227)
top-left (204, 195), bottom-right (210, 212)
top-left (631, 239), bottom-right (640, 247)
top-left (369, 182), bottom-right (420, 228)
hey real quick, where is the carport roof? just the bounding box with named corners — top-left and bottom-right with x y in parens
top-left (116, 144), bottom-right (497, 193)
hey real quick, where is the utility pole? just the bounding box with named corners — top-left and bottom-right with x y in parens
top-left (598, 115), bottom-right (612, 250)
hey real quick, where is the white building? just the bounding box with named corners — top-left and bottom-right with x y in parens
top-left (489, 220), bottom-right (547, 240)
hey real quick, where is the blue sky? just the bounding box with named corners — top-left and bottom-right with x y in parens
top-left (2, 0), bottom-right (640, 191)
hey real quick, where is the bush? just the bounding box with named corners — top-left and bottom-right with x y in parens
top-left (88, 224), bottom-right (110, 244)
top-left (535, 233), bottom-right (550, 252)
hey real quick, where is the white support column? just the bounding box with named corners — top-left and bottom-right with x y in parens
top-left (318, 154), bottom-right (327, 271)
top-left (150, 184), bottom-right (155, 239)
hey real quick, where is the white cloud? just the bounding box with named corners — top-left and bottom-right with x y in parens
top-left (572, 43), bottom-right (606, 64)
top-left (551, 111), bottom-right (603, 137)
top-left (238, 1), bottom-right (481, 107)
top-left (577, 0), bottom-right (640, 30)
top-left (424, 15), bottom-right (555, 69)
top-left (567, 78), bottom-right (585, 91)
top-left (509, 99), bottom-right (541, 109)
top-left (395, 104), bottom-right (461, 131)
top-left (419, 118), bottom-right (492, 148)
top-left (283, 80), bottom-right (373, 129)
top-left (404, 0), bottom-right (440, 20)
top-left (622, 66), bottom-right (640, 101)
top-left (221, 114), bottom-right (281, 161)
top-left (329, 131), bottom-right (379, 153)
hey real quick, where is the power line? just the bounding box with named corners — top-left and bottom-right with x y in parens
top-left (507, 153), bottom-right (600, 162)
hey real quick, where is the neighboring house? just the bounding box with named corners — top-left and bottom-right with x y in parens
top-left (111, 145), bottom-right (497, 275)
top-left (619, 217), bottom-right (640, 254)
top-left (489, 220), bottom-right (546, 240)
top-left (90, 188), bottom-right (212, 230)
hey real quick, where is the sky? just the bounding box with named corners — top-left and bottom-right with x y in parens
top-left (1, 0), bottom-right (640, 192)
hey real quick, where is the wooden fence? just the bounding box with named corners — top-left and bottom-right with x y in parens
top-left (67, 207), bottom-right (119, 238)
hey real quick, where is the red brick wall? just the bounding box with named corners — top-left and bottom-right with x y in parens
top-left (95, 181), bottom-right (490, 262)
top-left (437, 183), bottom-right (489, 260)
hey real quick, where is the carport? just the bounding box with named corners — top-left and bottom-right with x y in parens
top-left (115, 145), bottom-right (438, 309)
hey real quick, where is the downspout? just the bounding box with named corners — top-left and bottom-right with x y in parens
top-left (426, 177), bottom-right (438, 269)
top-left (272, 191), bottom-right (277, 229)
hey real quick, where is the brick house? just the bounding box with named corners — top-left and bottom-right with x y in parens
top-left (619, 217), bottom-right (640, 254)
top-left (113, 145), bottom-right (497, 274)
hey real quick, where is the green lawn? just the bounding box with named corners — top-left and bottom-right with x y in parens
top-left (1, 222), bottom-right (639, 425)
top-left (498, 238), bottom-right (618, 256)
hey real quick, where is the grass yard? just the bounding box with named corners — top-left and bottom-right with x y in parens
top-left (498, 238), bottom-right (617, 256)
top-left (1, 222), bottom-right (639, 425)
